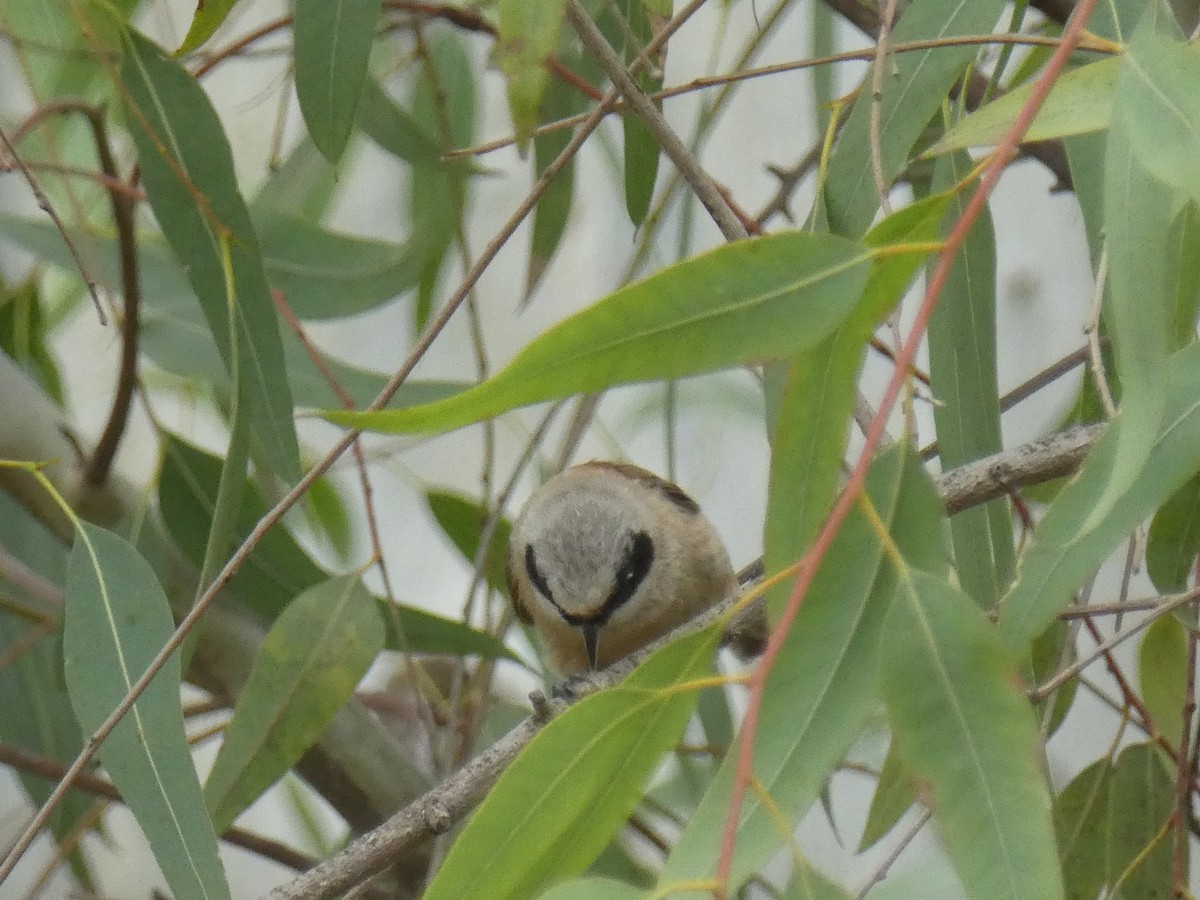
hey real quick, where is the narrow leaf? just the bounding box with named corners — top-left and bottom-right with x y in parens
top-left (824, 0), bottom-right (1007, 235)
top-left (324, 232), bottom-right (873, 435)
top-left (1088, 9), bottom-right (1182, 535)
top-left (426, 490), bottom-right (512, 596)
top-left (999, 342), bottom-right (1200, 652)
top-left (176, 0), bottom-right (242, 54)
top-left (205, 575), bottom-right (384, 832)
top-left (660, 446), bottom-right (946, 896)
top-left (497, 0), bottom-right (568, 146)
top-left (1056, 743), bottom-right (1175, 899)
top-left (423, 624), bottom-right (721, 900)
top-left (1122, 32), bottom-right (1200, 205)
top-left (120, 29), bottom-right (300, 479)
top-left (929, 58), bottom-right (1117, 155)
top-left (1138, 616), bottom-right (1188, 749)
top-left (64, 523), bottom-right (230, 900)
top-left (883, 571), bottom-right (1063, 900)
top-left (293, 0), bottom-right (383, 162)
top-left (1146, 472), bottom-right (1200, 594)
top-left (927, 151), bottom-right (1013, 606)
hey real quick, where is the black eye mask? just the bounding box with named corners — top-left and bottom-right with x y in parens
top-left (525, 532), bottom-right (655, 667)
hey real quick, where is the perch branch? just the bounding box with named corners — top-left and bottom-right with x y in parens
top-left (269, 422), bottom-right (1107, 900)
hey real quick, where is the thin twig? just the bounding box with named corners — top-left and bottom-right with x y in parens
top-left (0, 742), bottom-right (318, 873)
top-left (854, 808), bottom-right (932, 899)
top-left (564, 0), bottom-right (748, 243)
top-left (0, 122), bottom-right (106, 325)
top-left (1031, 586), bottom-right (1200, 702)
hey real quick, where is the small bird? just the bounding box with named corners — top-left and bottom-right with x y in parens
top-left (506, 461), bottom-right (763, 674)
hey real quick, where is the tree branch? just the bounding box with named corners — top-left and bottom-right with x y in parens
top-left (271, 422), bottom-right (1107, 900)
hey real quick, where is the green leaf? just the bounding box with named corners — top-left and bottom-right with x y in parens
top-left (1165, 202), bottom-right (1200, 349)
top-left (1138, 615), bottom-right (1188, 749)
top-left (0, 278), bottom-right (63, 405)
top-left (659, 446), bottom-right (946, 897)
top-left (252, 136), bottom-right (342, 221)
top-left (621, 0), bottom-right (662, 227)
top-left (426, 490), bottom-right (512, 596)
top-left (1056, 743), bottom-right (1175, 900)
top-left (927, 151), bottom-right (1013, 607)
top-left (293, 0), bottom-right (383, 163)
top-left (929, 58), bottom-right (1117, 156)
top-left (538, 878), bottom-right (646, 900)
top-left (1121, 32), bottom-right (1200, 205)
top-left (176, 0), bottom-right (242, 54)
top-left (999, 342), bottom-right (1200, 652)
top-left (252, 208), bottom-right (424, 320)
top-left (527, 72), bottom-right (581, 298)
top-left (324, 232), bottom-right (874, 435)
top-left (158, 437), bottom-right (516, 660)
top-left (204, 574), bottom-right (384, 833)
top-left (883, 571), bottom-right (1063, 900)
top-left (355, 77), bottom-right (445, 168)
top-left (423, 623), bottom-right (721, 900)
top-left (497, 0), bottom-right (568, 146)
top-left (1147, 472), bottom-right (1200, 594)
top-left (1088, 9), bottom-right (1183, 536)
top-left (64, 523), bottom-right (230, 900)
top-left (857, 741), bottom-right (916, 853)
top-left (120, 28), bottom-right (300, 480)
top-left (823, 0), bottom-right (1007, 236)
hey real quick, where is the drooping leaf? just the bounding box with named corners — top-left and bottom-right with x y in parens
top-left (621, 0), bottom-right (662, 227)
top-left (64, 523), bottom-right (230, 900)
top-left (204, 575), bottom-right (384, 833)
top-left (856, 741), bottom-right (916, 853)
top-left (176, 0), bottom-right (242, 54)
top-left (324, 232), bottom-right (875, 436)
top-left (824, 0), bottom-right (1007, 236)
top-left (1146, 472), bottom-right (1200, 594)
top-left (1056, 743), bottom-right (1175, 899)
top-left (999, 343), bottom-right (1200, 653)
top-left (497, 0), bottom-right (568, 146)
top-left (120, 28), bottom-right (300, 480)
top-left (1121, 31), bottom-right (1200, 206)
top-left (426, 490), bottom-right (512, 596)
top-left (927, 151), bottom-right (1013, 607)
top-left (1085, 7), bottom-right (1183, 536)
top-left (883, 571), bottom-right (1063, 900)
top-left (660, 447), bottom-right (946, 897)
top-left (422, 623), bottom-right (721, 900)
top-left (930, 57), bottom-right (1117, 155)
top-left (1138, 615), bottom-right (1188, 749)
top-left (158, 437), bottom-right (517, 661)
top-left (293, 0), bottom-right (383, 162)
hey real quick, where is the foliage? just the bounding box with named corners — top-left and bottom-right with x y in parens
top-left (1, 0), bottom-right (1199, 898)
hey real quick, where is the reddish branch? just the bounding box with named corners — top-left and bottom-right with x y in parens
top-left (713, 1), bottom-right (1102, 894)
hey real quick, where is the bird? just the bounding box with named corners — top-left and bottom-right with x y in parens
top-left (506, 460), bottom-right (764, 674)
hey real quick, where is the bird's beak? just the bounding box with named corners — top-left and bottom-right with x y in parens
top-left (582, 623), bottom-right (600, 670)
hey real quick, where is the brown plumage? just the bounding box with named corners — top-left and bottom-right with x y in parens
top-left (506, 461), bottom-right (762, 674)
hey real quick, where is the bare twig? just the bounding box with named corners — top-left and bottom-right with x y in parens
top-left (0, 743), bottom-right (318, 873)
top-left (0, 121), bottom-right (106, 325)
top-left (564, 0), bottom-right (748, 243)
